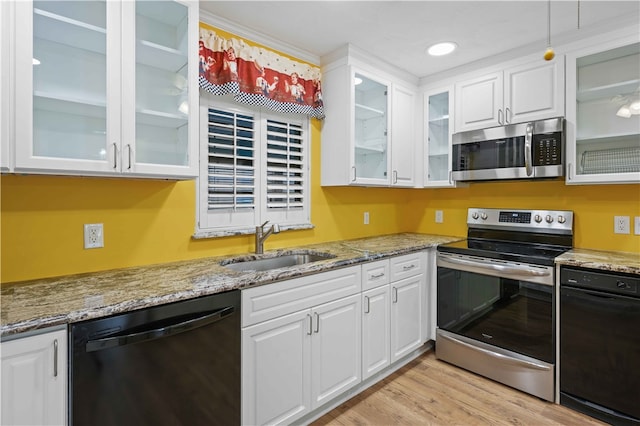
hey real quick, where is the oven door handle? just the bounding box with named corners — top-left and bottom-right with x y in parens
top-left (438, 254), bottom-right (551, 278)
top-left (438, 331), bottom-right (551, 371)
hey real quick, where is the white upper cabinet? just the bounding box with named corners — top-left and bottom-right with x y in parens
top-left (321, 48), bottom-right (418, 187)
top-left (455, 56), bottom-right (565, 132)
top-left (424, 86), bottom-right (455, 187)
top-left (1, 0), bottom-right (14, 172)
top-left (13, 0), bottom-right (198, 178)
top-left (566, 37), bottom-right (640, 184)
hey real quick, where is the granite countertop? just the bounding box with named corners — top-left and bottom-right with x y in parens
top-left (1, 233), bottom-right (461, 337)
top-left (555, 248), bottom-right (640, 275)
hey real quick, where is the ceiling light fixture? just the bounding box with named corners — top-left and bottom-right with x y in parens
top-left (427, 42), bottom-right (457, 57)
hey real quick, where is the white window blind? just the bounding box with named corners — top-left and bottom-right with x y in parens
top-left (206, 108), bottom-right (256, 211)
top-left (265, 119), bottom-right (305, 211)
top-left (197, 94), bottom-right (310, 234)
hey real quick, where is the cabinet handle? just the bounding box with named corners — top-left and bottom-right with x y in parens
top-left (392, 287), bottom-right (398, 303)
top-left (112, 143), bottom-right (118, 169)
top-left (314, 312), bottom-right (320, 333)
top-left (307, 313), bottom-right (313, 335)
top-left (448, 170), bottom-right (453, 185)
top-left (505, 107), bottom-right (511, 124)
top-left (351, 166), bottom-right (357, 182)
top-left (53, 339), bottom-right (58, 377)
top-left (364, 296), bottom-right (370, 313)
top-left (127, 144), bottom-right (132, 170)
top-left (393, 170), bottom-right (398, 184)
top-left (498, 109), bottom-right (504, 125)
top-left (370, 272), bottom-right (385, 279)
top-left (403, 264), bottom-right (416, 271)
top-left (567, 163), bottom-right (572, 181)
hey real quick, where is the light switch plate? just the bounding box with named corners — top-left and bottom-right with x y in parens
top-left (635, 216), bottom-right (640, 235)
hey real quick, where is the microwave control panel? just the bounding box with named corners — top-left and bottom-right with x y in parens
top-left (533, 133), bottom-right (562, 166)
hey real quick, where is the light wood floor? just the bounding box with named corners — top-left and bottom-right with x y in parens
top-left (311, 351), bottom-right (605, 426)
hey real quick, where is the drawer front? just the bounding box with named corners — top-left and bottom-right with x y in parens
top-left (241, 266), bottom-right (362, 327)
top-left (362, 259), bottom-right (390, 291)
top-left (390, 252), bottom-right (424, 282)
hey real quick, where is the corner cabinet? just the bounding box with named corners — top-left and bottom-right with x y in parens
top-left (13, 0), bottom-right (198, 179)
top-left (424, 86), bottom-right (456, 187)
top-left (1, 327), bottom-right (67, 426)
top-left (565, 37), bottom-right (640, 184)
top-left (454, 56), bottom-right (565, 132)
top-left (321, 56), bottom-right (417, 187)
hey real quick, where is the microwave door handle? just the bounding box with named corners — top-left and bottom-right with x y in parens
top-left (525, 123), bottom-right (533, 176)
top-left (438, 254), bottom-right (550, 278)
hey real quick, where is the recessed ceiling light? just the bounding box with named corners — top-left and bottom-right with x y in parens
top-left (427, 42), bottom-right (457, 56)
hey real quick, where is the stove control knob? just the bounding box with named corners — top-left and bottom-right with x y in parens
top-left (481, 213), bottom-right (488, 220)
top-left (472, 212), bottom-right (479, 220)
top-left (545, 215), bottom-right (554, 223)
top-left (534, 215), bottom-right (543, 223)
top-left (557, 215), bottom-right (566, 224)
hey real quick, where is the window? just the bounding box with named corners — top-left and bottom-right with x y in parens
top-left (196, 93), bottom-right (310, 236)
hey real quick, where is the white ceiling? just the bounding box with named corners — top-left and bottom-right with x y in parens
top-left (199, 1), bottom-right (640, 79)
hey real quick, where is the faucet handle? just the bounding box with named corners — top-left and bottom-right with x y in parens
top-left (260, 220), bottom-right (270, 229)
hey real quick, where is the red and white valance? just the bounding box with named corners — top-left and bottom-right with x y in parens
top-left (199, 23), bottom-right (324, 119)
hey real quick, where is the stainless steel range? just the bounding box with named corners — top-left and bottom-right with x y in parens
top-left (436, 208), bottom-right (573, 402)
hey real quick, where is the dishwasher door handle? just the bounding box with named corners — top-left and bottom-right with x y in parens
top-left (86, 306), bottom-right (235, 352)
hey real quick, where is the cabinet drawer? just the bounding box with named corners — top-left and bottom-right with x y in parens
top-left (362, 259), bottom-right (390, 291)
top-left (390, 252), bottom-right (424, 282)
top-left (242, 266), bottom-right (362, 327)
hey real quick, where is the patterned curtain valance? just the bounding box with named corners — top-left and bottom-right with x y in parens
top-left (199, 23), bottom-right (324, 119)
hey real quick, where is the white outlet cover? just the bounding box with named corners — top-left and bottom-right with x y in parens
top-left (84, 223), bottom-right (104, 249)
top-left (635, 216), bottom-right (640, 236)
top-left (614, 216), bottom-right (630, 234)
top-left (435, 210), bottom-right (443, 223)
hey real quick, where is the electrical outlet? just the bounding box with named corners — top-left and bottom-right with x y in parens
top-left (435, 210), bottom-right (443, 223)
top-left (363, 212), bottom-right (370, 225)
top-left (614, 216), bottom-right (630, 234)
top-left (635, 216), bottom-right (640, 235)
top-left (84, 223), bottom-right (104, 249)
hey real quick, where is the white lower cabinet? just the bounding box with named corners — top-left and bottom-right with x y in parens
top-left (1, 327), bottom-right (67, 426)
top-left (390, 273), bottom-right (425, 362)
top-left (362, 284), bottom-right (391, 380)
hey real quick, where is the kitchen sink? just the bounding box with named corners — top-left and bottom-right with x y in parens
top-left (221, 252), bottom-right (336, 272)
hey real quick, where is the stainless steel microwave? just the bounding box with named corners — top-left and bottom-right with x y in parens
top-left (451, 117), bottom-right (564, 182)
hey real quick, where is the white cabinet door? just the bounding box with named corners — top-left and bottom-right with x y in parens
top-left (455, 71), bottom-right (503, 131)
top-left (424, 86), bottom-right (455, 187)
top-left (13, 0), bottom-right (198, 179)
top-left (242, 310), bottom-right (312, 426)
top-left (504, 58), bottom-right (564, 124)
top-left (362, 285), bottom-right (391, 380)
top-left (311, 294), bottom-right (361, 409)
top-left (455, 57), bottom-right (564, 132)
top-left (0, 0), bottom-right (13, 172)
top-left (1, 328), bottom-right (67, 426)
top-left (390, 83), bottom-right (416, 187)
top-left (390, 273), bottom-right (425, 363)
top-left (565, 37), bottom-right (640, 184)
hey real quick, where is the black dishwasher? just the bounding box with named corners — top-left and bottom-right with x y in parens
top-left (560, 267), bottom-right (640, 425)
top-left (69, 290), bottom-right (240, 426)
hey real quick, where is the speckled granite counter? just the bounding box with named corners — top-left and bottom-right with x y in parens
top-left (556, 248), bottom-right (640, 275)
top-left (1, 233), bottom-right (461, 337)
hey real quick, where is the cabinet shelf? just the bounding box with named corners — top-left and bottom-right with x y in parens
top-left (428, 116), bottom-right (449, 125)
top-left (137, 109), bottom-right (188, 128)
top-left (33, 8), bottom-right (106, 55)
top-left (355, 144), bottom-right (385, 153)
top-left (577, 79), bottom-right (640, 102)
top-left (34, 91), bottom-right (106, 119)
top-left (137, 40), bottom-right (187, 73)
top-left (355, 103), bottom-right (385, 120)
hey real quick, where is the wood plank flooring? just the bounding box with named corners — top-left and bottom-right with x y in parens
top-left (311, 351), bottom-right (605, 426)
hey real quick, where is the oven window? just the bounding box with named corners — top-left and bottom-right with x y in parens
top-left (437, 267), bottom-right (554, 363)
top-left (453, 136), bottom-right (525, 171)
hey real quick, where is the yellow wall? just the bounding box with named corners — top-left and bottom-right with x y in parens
top-left (2, 115), bottom-right (638, 283)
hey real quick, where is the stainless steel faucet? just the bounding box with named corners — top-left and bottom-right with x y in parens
top-left (255, 221), bottom-right (280, 254)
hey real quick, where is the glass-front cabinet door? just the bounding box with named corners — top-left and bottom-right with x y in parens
top-left (13, 0), bottom-right (197, 178)
top-left (566, 37), bottom-right (640, 184)
top-left (424, 87), bottom-right (455, 187)
top-left (353, 71), bottom-right (390, 184)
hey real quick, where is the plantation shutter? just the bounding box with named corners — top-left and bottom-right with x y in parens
top-left (265, 119), bottom-right (305, 211)
top-left (206, 108), bottom-right (256, 211)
